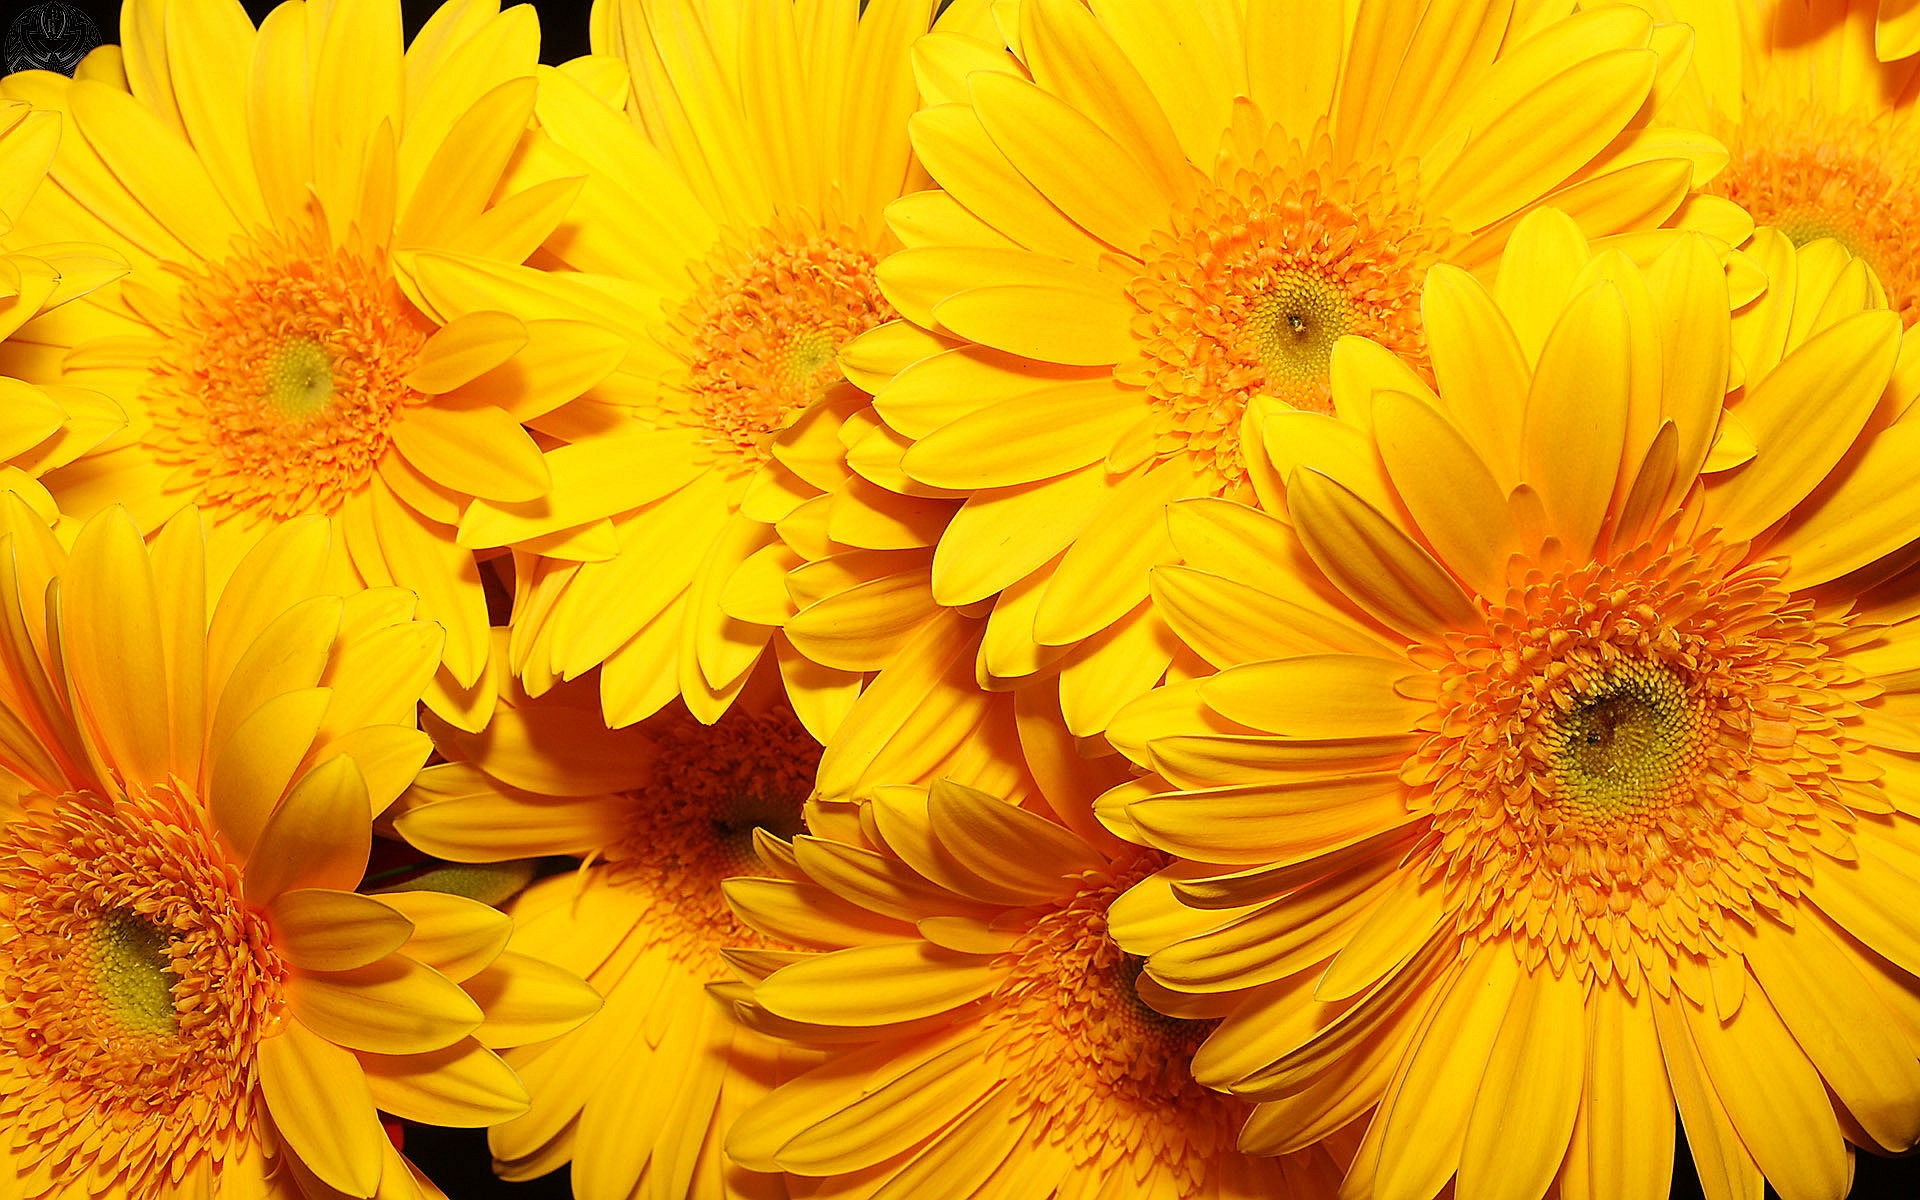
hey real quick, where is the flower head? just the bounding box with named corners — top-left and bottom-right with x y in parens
top-left (845, 0), bottom-right (1738, 735)
top-left (0, 0), bottom-right (629, 727)
top-left (412, 0), bottom-right (975, 731)
top-left (392, 662), bottom-right (825, 1198)
top-left (726, 769), bottom-right (1345, 1198)
top-left (0, 504), bottom-right (595, 1200)
top-left (1105, 213), bottom-right (1920, 1200)
top-left (1666, 0), bottom-right (1920, 322)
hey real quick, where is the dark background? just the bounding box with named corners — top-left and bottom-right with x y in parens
top-left (2, 0), bottom-right (1919, 1194)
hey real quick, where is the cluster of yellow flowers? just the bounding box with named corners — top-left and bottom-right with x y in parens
top-left (5, 0), bottom-right (1920, 1197)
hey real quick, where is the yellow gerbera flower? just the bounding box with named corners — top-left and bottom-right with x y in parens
top-left (843, 0), bottom-right (1746, 735)
top-left (0, 98), bottom-right (125, 509)
top-left (1101, 212), bottom-right (1920, 1200)
top-left (0, 504), bottom-right (597, 1200)
top-left (407, 0), bottom-right (995, 732)
top-left (0, 0), bottom-right (628, 727)
top-left (725, 764), bottom-right (1347, 1199)
top-left (1649, 0), bottom-right (1920, 324)
top-left (391, 660), bottom-right (825, 1198)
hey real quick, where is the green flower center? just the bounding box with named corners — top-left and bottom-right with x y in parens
top-left (265, 337), bottom-right (334, 421)
top-left (1245, 272), bottom-right (1351, 393)
top-left (1546, 662), bottom-right (1701, 826)
top-left (93, 910), bottom-right (178, 1037)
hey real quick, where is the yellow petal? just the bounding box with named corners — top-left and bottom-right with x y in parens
top-left (209, 688), bottom-right (333, 858)
top-left (464, 950), bottom-right (602, 1049)
top-left (374, 890), bottom-right (513, 983)
top-left (289, 953), bottom-right (483, 1054)
top-left (970, 70), bottom-right (1172, 254)
top-left (1372, 390), bottom-right (1518, 594)
top-left (1707, 310), bottom-right (1902, 543)
top-left (361, 1037), bottom-right (528, 1127)
top-left (1677, 979), bottom-right (1849, 1200)
top-left (404, 311), bottom-right (529, 395)
top-left (1775, 421), bottom-right (1920, 588)
top-left (1427, 48), bottom-right (1656, 232)
top-left (1200, 654), bottom-right (1428, 739)
top-left (270, 888), bottom-right (415, 973)
top-left (390, 404), bottom-right (550, 505)
top-left (258, 1017), bottom-right (387, 1198)
top-left (1366, 950), bottom-right (1523, 1200)
top-left (1522, 281), bottom-right (1631, 557)
top-left (1581, 985), bottom-right (1674, 1200)
top-left (60, 508), bottom-right (170, 786)
top-left (932, 282), bottom-right (1136, 367)
top-left (753, 941), bottom-right (996, 1026)
top-left (244, 755), bottom-right (372, 902)
top-left (1745, 917), bottom-right (1920, 1151)
top-left (1457, 969), bottom-right (1586, 1200)
top-left (1289, 470), bottom-right (1479, 640)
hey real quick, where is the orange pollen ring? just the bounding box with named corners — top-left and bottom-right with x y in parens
top-left (1708, 105), bottom-right (1920, 323)
top-left (145, 225), bottom-right (430, 520)
top-left (980, 851), bottom-right (1241, 1188)
top-left (1126, 128), bottom-right (1445, 490)
top-left (607, 705), bottom-right (820, 975)
top-left (676, 229), bottom-right (895, 469)
top-left (0, 784), bottom-right (284, 1199)
top-left (1412, 538), bottom-right (1860, 987)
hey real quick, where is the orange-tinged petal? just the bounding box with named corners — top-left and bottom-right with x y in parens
top-left (209, 687), bottom-right (333, 858)
top-left (1581, 986), bottom-right (1674, 1200)
top-left (389, 404), bottom-right (550, 505)
top-left (373, 890), bottom-right (512, 983)
top-left (360, 1039), bottom-right (529, 1128)
top-left (1457, 969), bottom-right (1586, 1200)
top-left (258, 1017), bottom-right (387, 1198)
top-left (464, 950), bottom-right (602, 1049)
top-left (1289, 470), bottom-right (1479, 640)
top-left (1199, 654), bottom-right (1428, 739)
top-left (289, 953), bottom-right (483, 1054)
top-left (753, 941), bottom-right (997, 1027)
top-left (270, 888), bottom-right (415, 973)
top-left (244, 755), bottom-right (372, 901)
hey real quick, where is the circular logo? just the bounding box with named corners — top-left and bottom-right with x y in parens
top-left (4, 2), bottom-right (102, 77)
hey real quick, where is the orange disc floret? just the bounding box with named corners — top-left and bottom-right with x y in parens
top-left (145, 221), bottom-right (430, 522)
top-left (1412, 532), bottom-right (1863, 988)
top-left (978, 851), bottom-right (1243, 1192)
top-left (0, 782), bottom-right (284, 1198)
top-left (1129, 129), bottom-right (1444, 485)
top-left (1710, 106), bottom-right (1920, 323)
top-left (605, 704), bottom-right (820, 971)
top-left (674, 226), bottom-right (896, 471)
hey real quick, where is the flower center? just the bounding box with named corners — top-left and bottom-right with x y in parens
top-left (610, 705), bottom-right (819, 973)
top-left (1126, 122), bottom-right (1446, 489)
top-left (1546, 660), bottom-right (1705, 830)
top-left (0, 784), bottom-right (283, 1199)
top-left (264, 336), bottom-right (335, 421)
top-left (93, 909), bottom-right (180, 1037)
top-left (980, 852), bottom-right (1240, 1189)
top-left (1412, 537), bottom-right (1860, 989)
top-left (145, 224), bottom-right (430, 520)
top-left (1708, 106), bottom-right (1920, 323)
top-left (676, 226), bottom-right (895, 470)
